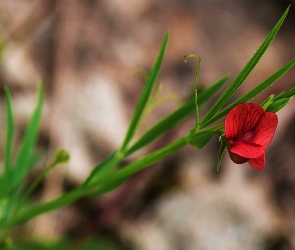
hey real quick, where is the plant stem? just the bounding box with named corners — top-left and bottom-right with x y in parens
top-left (5, 135), bottom-right (189, 227)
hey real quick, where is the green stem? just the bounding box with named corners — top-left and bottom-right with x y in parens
top-left (3, 87), bottom-right (14, 199)
top-left (115, 136), bottom-right (189, 178)
top-left (205, 123), bottom-right (224, 132)
top-left (6, 135), bottom-right (189, 227)
top-left (23, 160), bottom-right (60, 204)
top-left (183, 54), bottom-right (201, 127)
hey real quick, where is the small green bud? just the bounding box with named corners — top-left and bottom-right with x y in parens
top-left (219, 134), bottom-right (226, 142)
top-left (55, 148), bottom-right (70, 163)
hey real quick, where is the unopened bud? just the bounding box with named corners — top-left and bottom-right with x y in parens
top-left (55, 148), bottom-right (70, 163)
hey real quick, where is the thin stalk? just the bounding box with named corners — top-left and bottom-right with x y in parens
top-left (6, 135), bottom-right (190, 227)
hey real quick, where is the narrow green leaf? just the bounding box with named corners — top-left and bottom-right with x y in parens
top-left (120, 31), bottom-right (170, 151)
top-left (89, 179), bottom-right (125, 197)
top-left (274, 83), bottom-right (295, 100)
top-left (0, 185), bottom-right (23, 229)
top-left (126, 75), bottom-right (229, 156)
top-left (2, 87), bottom-right (14, 197)
top-left (217, 138), bottom-right (226, 172)
top-left (200, 6), bottom-right (290, 129)
top-left (83, 151), bottom-right (118, 185)
top-left (126, 98), bottom-right (194, 155)
top-left (11, 83), bottom-right (44, 191)
top-left (283, 88), bottom-right (295, 98)
top-left (266, 97), bottom-right (292, 113)
top-left (189, 131), bottom-right (214, 149)
top-left (200, 57), bottom-right (295, 128)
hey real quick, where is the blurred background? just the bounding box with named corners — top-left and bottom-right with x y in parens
top-left (1, 0), bottom-right (295, 249)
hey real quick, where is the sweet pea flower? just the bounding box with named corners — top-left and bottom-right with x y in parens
top-left (224, 103), bottom-right (278, 170)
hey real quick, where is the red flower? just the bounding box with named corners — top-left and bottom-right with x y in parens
top-left (224, 103), bottom-right (278, 170)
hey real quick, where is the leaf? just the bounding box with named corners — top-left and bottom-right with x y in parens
top-left (89, 179), bottom-right (125, 197)
top-left (274, 83), bottom-right (295, 100)
top-left (200, 6), bottom-right (290, 129)
top-left (10, 83), bottom-right (44, 191)
top-left (217, 138), bottom-right (226, 172)
top-left (83, 151), bottom-right (117, 185)
top-left (200, 56), bottom-right (295, 128)
top-left (2, 87), bottom-right (14, 197)
top-left (126, 75), bottom-right (229, 156)
top-left (283, 88), bottom-right (295, 98)
top-left (189, 131), bottom-right (214, 149)
top-left (266, 97), bottom-right (292, 113)
top-left (120, 31), bottom-right (170, 151)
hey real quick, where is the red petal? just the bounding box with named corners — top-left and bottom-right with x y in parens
top-left (225, 103), bottom-right (265, 141)
top-left (229, 141), bottom-right (264, 158)
top-left (251, 112), bottom-right (278, 148)
top-left (228, 151), bottom-right (248, 164)
top-left (249, 153), bottom-right (265, 170)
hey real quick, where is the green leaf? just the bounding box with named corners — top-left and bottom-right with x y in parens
top-left (200, 6), bottom-right (290, 129)
top-left (217, 137), bottom-right (226, 172)
top-left (126, 75), bottom-right (229, 156)
top-left (10, 83), bottom-right (44, 191)
top-left (274, 83), bottom-right (295, 100)
top-left (0, 187), bottom-right (23, 228)
top-left (200, 56), bottom-right (295, 128)
top-left (2, 87), bottom-right (14, 197)
top-left (120, 31), bottom-right (170, 151)
top-left (29, 151), bottom-right (43, 168)
top-left (283, 88), bottom-right (295, 98)
top-left (189, 131), bottom-right (214, 149)
top-left (126, 98), bottom-right (194, 155)
top-left (89, 179), bottom-right (125, 197)
top-left (83, 151), bottom-right (118, 185)
top-left (266, 97), bottom-right (292, 113)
